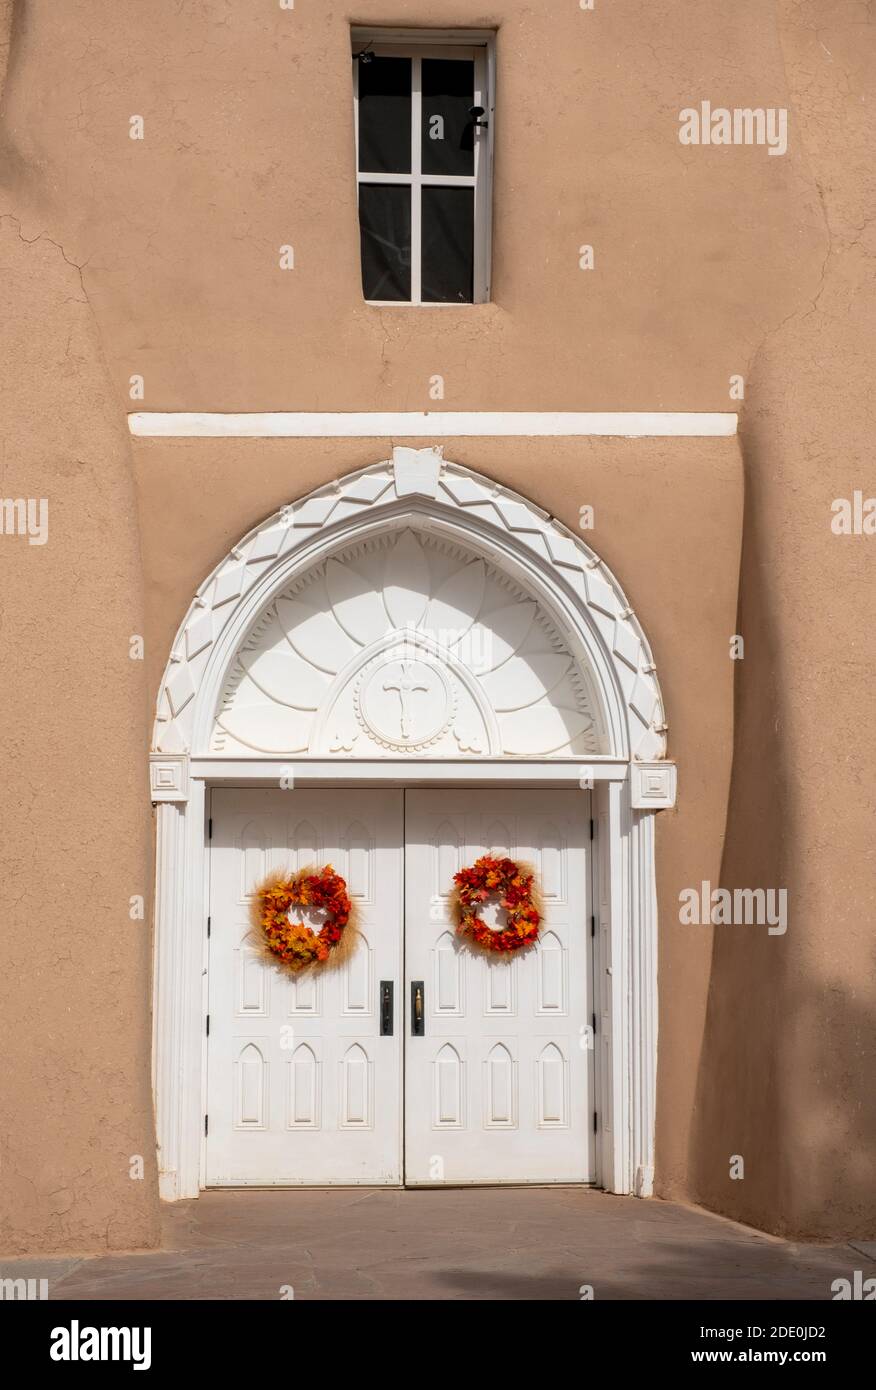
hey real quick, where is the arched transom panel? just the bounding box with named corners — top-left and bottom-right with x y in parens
top-left (211, 529), bottom-right (601, 758)
top-left (152, 451), bottom-right (667, 760)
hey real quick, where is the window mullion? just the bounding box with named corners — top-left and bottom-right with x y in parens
top-left (420, 174), bottom-right (476, 187)
top-left (357, 173), bottom-right (415, 186)
top-left (352, 55), bottom-right (360, 173)
top-left (473, 46), bottom-right (491, 303)
top-left (411, 55), bottom-right (423, 305)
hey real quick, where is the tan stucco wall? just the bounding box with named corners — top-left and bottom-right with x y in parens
top-left (689, 1), bottom-right (876, 1239)
top-left (0, 0), bottom-right (818, 413)
top-left (0, 0), bottom-right (872, 1251)
top-left (0, 2), bottom-right (160, 1245)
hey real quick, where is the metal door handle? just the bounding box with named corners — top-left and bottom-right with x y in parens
top-left (380, 980), bottom-right (394, 1036)
top-left (411, 981), bottom-right (425, 1036)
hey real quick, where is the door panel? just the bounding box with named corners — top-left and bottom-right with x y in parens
top-left (403, 790), bottom-right (594, 1185)
top-left (206, 788), bottom-right (403, 1185)
top-left (205, 786), bottom-right (593, 1187)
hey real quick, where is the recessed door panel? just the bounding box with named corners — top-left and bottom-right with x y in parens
top-left (206, 788), bottom-right (403, 1186)
top-left (403, 790), bottom-right (594, 1185)
top-left (206, 786), bottom-right (593, 1188)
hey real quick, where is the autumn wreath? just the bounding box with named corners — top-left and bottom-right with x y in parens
top-left (450, 855), bottom-right (542, 954)
top-left (251, 865), bottom-right (357, 971)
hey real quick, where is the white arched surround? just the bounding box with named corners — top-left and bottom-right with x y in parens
top-left (150, 448), bottom-right (676, 1201)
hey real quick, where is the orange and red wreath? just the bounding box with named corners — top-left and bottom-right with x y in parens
top-left (251, 865), bottom-right (357, 971)
top-left (451, 855), bottom-right (542, 954)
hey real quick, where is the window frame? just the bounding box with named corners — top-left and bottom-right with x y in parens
top-left (352, 29), bottom-right (496, 306)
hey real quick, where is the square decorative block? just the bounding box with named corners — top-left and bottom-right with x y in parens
top-left (631, 762), bottom-right (677, 809)
top-left (150, 754), bottom-right (190, 802)
top-left (392, 445), bottom-right (443, 497)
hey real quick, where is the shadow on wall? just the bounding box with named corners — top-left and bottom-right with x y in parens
top-left (687, 0), bottom-right (876, 1243)
top-left (688, 455), bottom-right (793, 1234)
top-left (688, 428), bottom-right (876, 1241)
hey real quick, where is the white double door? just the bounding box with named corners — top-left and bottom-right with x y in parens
top-left (206, 788), bottom-right (594, 1187)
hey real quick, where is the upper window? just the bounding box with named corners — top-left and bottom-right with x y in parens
top-left (352, 30), bottom-right (494, 305)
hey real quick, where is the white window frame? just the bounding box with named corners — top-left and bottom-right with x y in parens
top-left (352, 28), bottom-right (495, 306)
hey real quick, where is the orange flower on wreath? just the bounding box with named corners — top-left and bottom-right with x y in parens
top-left (450, 855), bottom-right (542, 954)
top-left (251, 865), bottom-right (357, 971)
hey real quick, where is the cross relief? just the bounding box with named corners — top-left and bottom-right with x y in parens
top-left (382, 662), bottom-right (430, 740)
top-left (356, 652), bottom-right (455, 751)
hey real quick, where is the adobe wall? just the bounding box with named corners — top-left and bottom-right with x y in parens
top-left (690, 0), bottom-right (876, 1238)
top-left (0, 0), bottom-right (871, 1249)
top-left (0, 5), bottom-right (159, 1256)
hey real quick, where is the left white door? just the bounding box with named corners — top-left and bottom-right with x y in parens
top-left (205, 788), bottom-right (404, 1186)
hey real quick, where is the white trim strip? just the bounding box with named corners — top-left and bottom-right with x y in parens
top-left (187, 756), bottom-right (637, 785)
top-left (129, 411), bottom-right (738, 439)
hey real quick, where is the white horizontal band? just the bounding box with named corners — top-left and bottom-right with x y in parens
top-left (184, 756), bottom-right (637, 788)
top-left (129, 411), bottom-right (737, 439)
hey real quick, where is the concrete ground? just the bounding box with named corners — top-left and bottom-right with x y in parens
top-left (3, 1188), bottom-right (872, 1300)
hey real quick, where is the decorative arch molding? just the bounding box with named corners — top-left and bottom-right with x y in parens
top-left (151, 448), bottom-right (668, 765)
top-left (150, 449), bottom-right (675, 1205)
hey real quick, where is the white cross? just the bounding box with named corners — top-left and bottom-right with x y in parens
top-left (383, 662), bottom-right (429, 740)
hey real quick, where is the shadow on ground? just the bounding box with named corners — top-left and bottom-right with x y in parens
top-left (2, 1188), bottom-right (869, 1301)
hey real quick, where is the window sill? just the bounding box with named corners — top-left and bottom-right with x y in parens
top-left (363, 299), bottom-right (492, 309)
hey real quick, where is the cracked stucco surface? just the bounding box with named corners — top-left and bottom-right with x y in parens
top-left (688, 0), bottom-right (876, 1239)
top-left (0, 2), bottom-right (159, 1255)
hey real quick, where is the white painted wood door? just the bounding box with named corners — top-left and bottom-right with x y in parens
top-left (205, 789), bottom-right (403, 1185)
top-left (404, 790), bottom-right (595, 1185)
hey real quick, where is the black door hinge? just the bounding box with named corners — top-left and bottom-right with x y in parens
top-left (593, 1110), bottom-right (598, 1133)
top-left (207, 915), bottom-right (211, 938)
top-left (205, 1014), bottom-right (210, 1036)
top-left (592, 1012), bottom-right (597, 1035)
top-left (590, 914), bottom-right (596, 938)
top-left (208, 818), bottom-right (213, 840)
top-left (204, 1114), bottom-right (209, 1136)
top-left (590, 818), bottom-right (594, 841)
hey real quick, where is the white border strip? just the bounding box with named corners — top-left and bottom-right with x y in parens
top-left (129, 411), bottom-right (737, 439)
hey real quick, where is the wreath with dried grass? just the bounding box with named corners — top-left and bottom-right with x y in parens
top-left (251, 865), bottom-right (358, 971)
top-left (450, 855), bottom-right (542, 954)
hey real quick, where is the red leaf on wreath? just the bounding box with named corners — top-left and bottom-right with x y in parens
top-left (451, 854), bottom-right (541, 955)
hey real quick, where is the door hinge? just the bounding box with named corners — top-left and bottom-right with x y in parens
top-left (204, 1114), bottom-right (209, 1136)
top-left (593, 1110), bottom-right (598, 1134)
top-left (592, 1012), bottom-right (596, 1035)
top-left (208, 817), bottom-right (213, 840)
top-left (590, 914), bottom-right (596, 938)
top-left (205, 1014), bottom-right (210, 1036)
top-left (590, 817), bottom-right (594, 841)
top-left (207, 915), bottom-right (211, 938)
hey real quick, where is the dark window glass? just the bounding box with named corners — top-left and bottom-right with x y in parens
top-left (421, 59), bottom-right (475, 177)
top-left (358, 183), bottom-right (412, 301)
top-left (357, 57), bottom-right (412, 174)
top-left (421, 186), bottom-right (474, 303)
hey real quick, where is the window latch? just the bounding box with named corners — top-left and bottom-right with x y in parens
top-left (469, 105), bottom-right (489, 130)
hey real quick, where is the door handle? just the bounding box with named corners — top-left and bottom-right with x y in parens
top-left (411, 980), bottom-right (425, 1036)
top-left (380, 980), bottom-right (394, 1036)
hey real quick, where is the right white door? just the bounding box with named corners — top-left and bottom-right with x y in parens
top-left (404, 790), bottom-right (595, 1185)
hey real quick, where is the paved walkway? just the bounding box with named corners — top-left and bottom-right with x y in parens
top-left (3, 1188), bottom-right (871, 1300)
